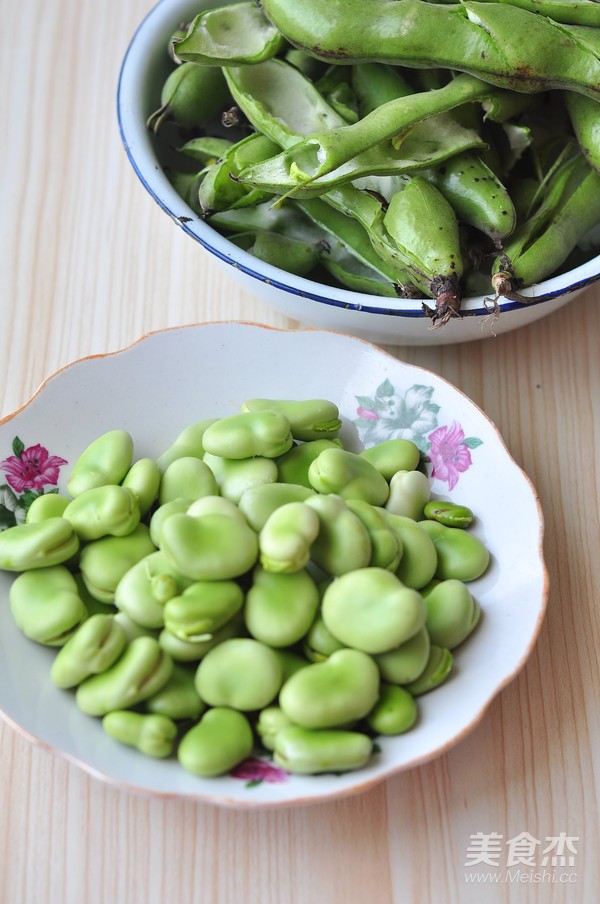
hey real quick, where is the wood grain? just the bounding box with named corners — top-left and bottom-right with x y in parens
top-left (1, 2), bottom-right (598, 901)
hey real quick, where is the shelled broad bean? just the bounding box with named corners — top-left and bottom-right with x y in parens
top-left (0, 399), bottom-right (490, 777)
top-left (149, 0), bottom-right (600, 327)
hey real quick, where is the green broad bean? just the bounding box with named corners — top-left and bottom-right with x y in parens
top-left (404, 645), bottom-right (453, 696)
top-left (67, 430), bottom-right (134, 497)
top-left (157, 418), bottom-right (218, 473)
top-left (276, 439), bottom-right (343, 489)
top-left (149, 498), bottom-right (191, 547)
top-left (302, 614), bottom-right (345, 663)
top-left (160, 512), bottom-right (258, 580)
top-left (163, 580), bottom-right (244, 642)
top-left (121, 458), bottom-right (161, 517)
top-left (76, 636), bottom-right (173, 717)
top-left (9, 565), bottom-right (87, 646)
top-left (145, 663), bottom-right (206, 720)
top-left (63, 485), bottom-right (140, 540)
top-left (186, 495), bottom-right (249, 523)
top-left (308, 448), bottom-right (390, 505)
top-left (359, 439), bottom-right (421, 480)
top-left (385, 469), bottom-right (430, 521)
top-left (158, 611), bottom-right (246, 662)
top-left (238, 482), bottom-right (315, 531)
top-left (381, 512), bottom-right (438, 589)
top-left (78, 524), bottom-right (156, 603)
top-left (242, 398), bottom-right (342, 442)
top-left (158, 457), bottom-right (219, 505)
top-left (244, 565), bottom-right (319, 647)
top-left (201, 410), bottom-right (294, 460)
top-left (366, 684), bottom-right (418, 735)
top-left (256, 706), bottom-right (294, 751)
top-left (0, 518), bottom-right (79, 571)
top-left (178, 707), bottom-right (254, 777)
top-left (273, 726), bottom-right (373, 775)
top-left (173, 2), bottom-right (287, 66)
top-left (345, 500), bottom-right (402, 572)
top-left (305, 494), bottom-right (372, 576)
top-left (50, 613), bottom-right (127, 688)
top-left (375, 625), bottom-right (431, 685)
top-left (25, 493), bottom-right (70, 523)
top-left (202, 452), bottom-right (277, 504)
top-left (114, 550), bottom-right (194, 629)
top-left (419, 520), bottom-right (490, 581)
top-left (321, 567), bottom-right (426, 654)
top-left (423, 500), bottom-right (474, 528)
top-left (146, 62), bottom-right (230, 134)
top-left (195, 638), bottom-right (283, 711)
top-left (102, 711), bottom-right (178, 759)
top-left (258, 501), bottom-right (320, 573)
top-left (278, 648), bottom-right (380, 729)
top-left (422, 578), bottom-right (481, 649)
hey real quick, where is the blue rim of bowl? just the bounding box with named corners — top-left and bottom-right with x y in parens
top-left (116, 0), bottom-right (600, 320)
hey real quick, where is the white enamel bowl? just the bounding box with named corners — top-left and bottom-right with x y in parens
top-left (0, 323), bottom-right (548, 807)
top-left (117, 0), bottom-right (600, 346)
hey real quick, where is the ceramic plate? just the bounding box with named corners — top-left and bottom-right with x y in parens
top-left (0, 323), bottom-right (548, 807)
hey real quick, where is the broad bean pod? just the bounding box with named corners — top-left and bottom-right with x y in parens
top-left (259, 0), bottom-right (600, 99)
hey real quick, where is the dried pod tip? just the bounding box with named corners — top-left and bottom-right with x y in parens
top-left (491, 270), bottom-right (530, 304)
top-left (423, 275), bottom-right (462, 330)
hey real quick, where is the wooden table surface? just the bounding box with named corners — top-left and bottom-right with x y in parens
top-left (1, 2), bottom-right (598, 902)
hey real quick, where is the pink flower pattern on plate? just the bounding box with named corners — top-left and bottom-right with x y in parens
top-left (0, 443), bottom-right (67, 494)
top-left (230, 757), bottom-right (290, 786)
top-left (354, 382), bottom-right (482, 490)
top-left (428, 421), bottom-right (472, 490)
